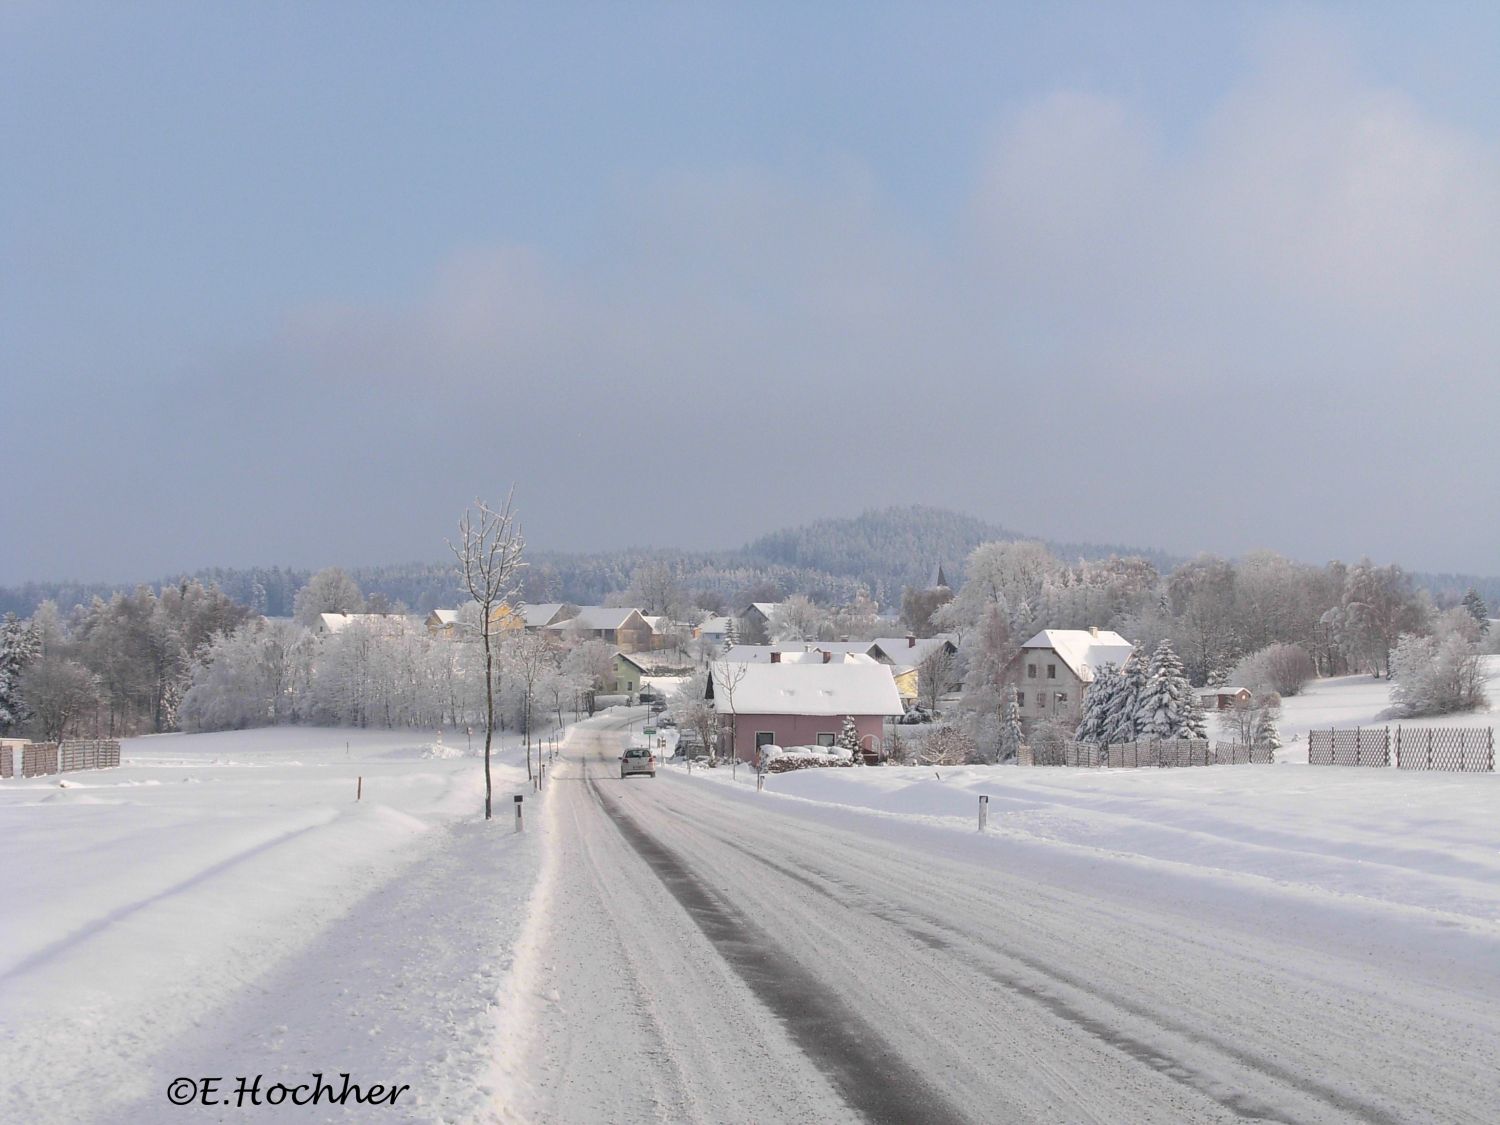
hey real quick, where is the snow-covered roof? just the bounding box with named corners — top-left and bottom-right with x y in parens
top-left (698, 616), bottom-right (734, 636)
top-left (722, 646), bottom-right (879, 666)
top-left (641, 615), bottom-right (667, 632)
top-left (616, 651), bottom-right (650, 674)
top-left (1020, 629), bottom-right (1135, 683)
top-left (428, 609), bottom-right (460, 626)
top-left (318, 613), bottom-right (420, 636)
top-left (869, 635), bottom-right (958, 667)
top-left (707, 661), bottom-right (903, 716)
top-left (744, 602), bottom-right (780, 619)
top-left (518, 603), bottom-right (566, 628)
top-left (546, 606), bottom-right (643, 632)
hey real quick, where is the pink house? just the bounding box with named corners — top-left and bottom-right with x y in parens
top-left (707, 660), bottom-right (905, 763)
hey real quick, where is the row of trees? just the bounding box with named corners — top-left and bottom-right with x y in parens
top-left (0, 583), bottom-right (249, 741)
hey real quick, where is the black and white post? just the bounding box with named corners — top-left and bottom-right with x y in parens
top-left (978, 794), bottom-right (989, 832)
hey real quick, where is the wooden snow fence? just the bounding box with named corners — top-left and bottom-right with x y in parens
top-left (1027, 739), bottom-right (1272, 768)
top-left (0, 745), bottom-right (12, 778)
top-left (1308, 728), bottom-right (1390, 768)
top-left (22, 743), bottom-right (59, 777)
top-left (1394, 727), bottom-right (1494, 773)
top-left (58, 739), bottom-right (122, 772)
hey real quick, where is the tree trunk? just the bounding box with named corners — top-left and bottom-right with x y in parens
top-left (482, 630), bottom-right (494, 820)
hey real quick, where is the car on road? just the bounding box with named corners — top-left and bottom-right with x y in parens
top-left (657, 715), bottom-right (677, 727)
top-left (620, 747), bottom-right (657, 778)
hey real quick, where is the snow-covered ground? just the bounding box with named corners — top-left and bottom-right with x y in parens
top-left (1270, 654), bottom-right (1500, 762)
top-left (0, 725), bottom-right (550, 1123)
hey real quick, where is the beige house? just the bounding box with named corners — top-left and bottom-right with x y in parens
top-left (545, 607), bottom-right (655, 652)
top-left (1009, 628), bottom-right (1134, 726)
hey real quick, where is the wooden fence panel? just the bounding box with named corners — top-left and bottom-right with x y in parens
top-left (1395, 727), bottom-right (1494, 772)
top-left (22, 743), bottom-right (59, 777)
top-left (1312, 728), bottom-right (1388, 767)
top-left (57, 739), bottom-right (122, 772)
top-left (0, 745), bottom-right (11, 778)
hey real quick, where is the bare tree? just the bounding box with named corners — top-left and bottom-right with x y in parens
top-left (508, 630), bottom-right (552, 776)
top-left (917, 646), bottom-right (957, 713)
top-left (1219, 691), bottom-right (1282, 748)
top-left (448, 491), bottom-right (526, 818)
top-left (710, 660), bottom-right (748, 764)
top-left (20, 656), bottom-right (100, 743)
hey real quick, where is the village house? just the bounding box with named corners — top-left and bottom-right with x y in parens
top-left (317, 612), bottom-right (422, 637)
top-left (611, 651), bottom-right (650, 696)
top-left (696, 616), bottom-right (736, 648)
top-left (545, 606), bottom-right (655, 652)
top-left (706, 660), bottom-right (904, 763)
top-left (868, 635), bottom-right (961, 704)
top-left (1010, 627), bottom-right (1135, 725)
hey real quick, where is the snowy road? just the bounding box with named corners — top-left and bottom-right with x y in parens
top-left (513, 714), bottom-right (1500, 1124)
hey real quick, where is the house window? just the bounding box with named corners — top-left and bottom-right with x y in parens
top-left (755, 732), bottom-right (776, 748)
top-left (816, 733), bottom-right (835, 747)
top-left (1047, 664), bottom-right (1057, 679)
top-left (1017, 691), bottom-right (1025, 707)
top-left (1027, 664), bottom-right (1037, 679)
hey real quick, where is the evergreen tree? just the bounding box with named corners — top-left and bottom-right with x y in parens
top-left (999, 685), bottom-right (1023, 763)
top-left (1074, 663), bottom-right (1122, 744)
top-left (1134, 640), bottom-right (1207, 739)
top-left (1104, 649), bottom-right (1149, 744)
top-left (1462, 588), bottom-right (1490, 635)
top-left (837, 714), bottom-right (863, 764)
top-left (1253, 705), bottom-right (1282, 751)
top-left (0, 613), bottom-right (41, 732)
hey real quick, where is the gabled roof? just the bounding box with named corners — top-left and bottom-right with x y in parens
top-left (743, 602), bottom-right (780, 619)
top-left (427, 609), bottom-right (461, 626)
top-left (318, 613), bottom-right (419, 636)
top-left (518, 602), bottom-right (566, 628)
top-left (707, 661), bottom-right (903, 717)
top-left (546, 606), bottom-right (644, 632)
top-left (722, 645), bottom-right (879, 665)
top-left (1019, 629), bottom-right (1134, 683)
top-left (869, 635), bottom-right (958, 668)
top-left (615, 651), bottom-right (651, 674)
top-left (698, 616), bottom-right (735, 635)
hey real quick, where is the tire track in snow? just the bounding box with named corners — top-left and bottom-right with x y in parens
top-left (584, 767), bottom-right (968, 1125)
top-left (660, 797), bottom-right (1409, 1125)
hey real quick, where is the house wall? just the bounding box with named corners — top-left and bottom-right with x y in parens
top-left (719, 713), bottom-right (886, 762)
top-left (1012, 646), bottom-right (1085, 724)
top-left (613, 659), bottom-right (643, 695)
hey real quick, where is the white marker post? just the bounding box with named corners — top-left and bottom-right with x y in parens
top-left (514, 794), bottom-right (524, 833)
top-left (978, 794), bottom-right (989, 832)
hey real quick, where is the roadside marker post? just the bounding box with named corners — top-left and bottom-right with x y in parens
top-left (978, 794), bottom-right (989, 832)
top-left (356, 776), bottom-right (362, 802)
top-left (514, 794), bottom-right (524, 832)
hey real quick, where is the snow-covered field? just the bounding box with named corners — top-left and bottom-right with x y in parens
top-left (1272, 655), bottom-right (1500, 761)
top-left (1, 726), bottom-right (547, 1123)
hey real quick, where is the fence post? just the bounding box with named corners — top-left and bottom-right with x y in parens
top-left (514, 794), bottom-right (524, 832)
top-left (1428, 728), bottom-right (1433, 770)
top-left (978, 795), bottom-right (989, 832)
top-left (1395, 725), bottom-right (1401, 769)
top-left (356, 776), bottom-right (362, 801)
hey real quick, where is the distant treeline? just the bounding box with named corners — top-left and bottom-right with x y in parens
top-left (2, 504), bottom-right (1497, 619)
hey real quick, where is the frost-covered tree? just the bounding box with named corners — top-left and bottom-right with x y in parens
top-left (1218, 690), bottom-right (1282, 750)
top-left (449, 491), bottom-right (527, 816)
top-left (0, 613), bottom-right (41, 732)
top-left (1341, 560), bottom-right (1427, 677)
top-left (1254, 704), bottom-right (1282, 751)
top-left (837, 714), bottom-right (863, 764)
top-left (768, 595), bottom-right (830, 643)
top-left (20, 655), bottom-right (100, 742)
top-left (292, 567), bottom-right (365, 626)
top-left (1102, 650), bottom-right (1149, 745)
top-left (1461, 588), bottom-right (1490, 635)
top-left (1134, 640), bottom-right (1207, 739)
top-left (1231, 643), bottom-right (1317, 697)
top-left (1074, 662), bottom-right (1123, 745)
top-left (1390, 610), bottom-right (1488, 717)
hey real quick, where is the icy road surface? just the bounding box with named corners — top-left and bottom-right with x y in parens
top-left (508, 713), bottom-right (1500, 1124)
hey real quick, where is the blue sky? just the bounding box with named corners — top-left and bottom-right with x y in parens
top-left (5, 3), bottom-right (1500, 583)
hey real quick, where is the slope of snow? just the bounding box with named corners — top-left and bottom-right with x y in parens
top-left (0, 726), bottom-right (549, 1123)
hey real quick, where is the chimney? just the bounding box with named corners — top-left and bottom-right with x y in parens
top-left (822, 650), bottom-right (832, 663)
top-left (907, 634), bottom-right (916, 648)
top-left (1089, 626), bottom-right (1099, 638)
top-left (770, 651), bottom-right (781, 664)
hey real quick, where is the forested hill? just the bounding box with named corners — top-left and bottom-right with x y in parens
top-left (2, 505), bottom-right (1496, 617)
top-left (741, 505), bottom-right (1181, 591)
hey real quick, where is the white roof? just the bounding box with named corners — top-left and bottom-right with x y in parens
top-left (318, 613), bottom-right (420, 636)
top-left (708, 661), bottom-right (903, 717)
top-left (869, 635), bottom-right (958, 666)
top-left (1020, 629), bottom-right (1135, 683)
top-left (547, 606), bottom-right (642, 632)
top-left (518, 603), bottom-right (566, 628)
top-left (746, 602), bottom-right (780, 618)
top-left (698, 616), bottom-right (734, 635)
top-left (428, 609), bottom-right (460, 625)
top-left (722, 646), bottom-right (879, 666)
